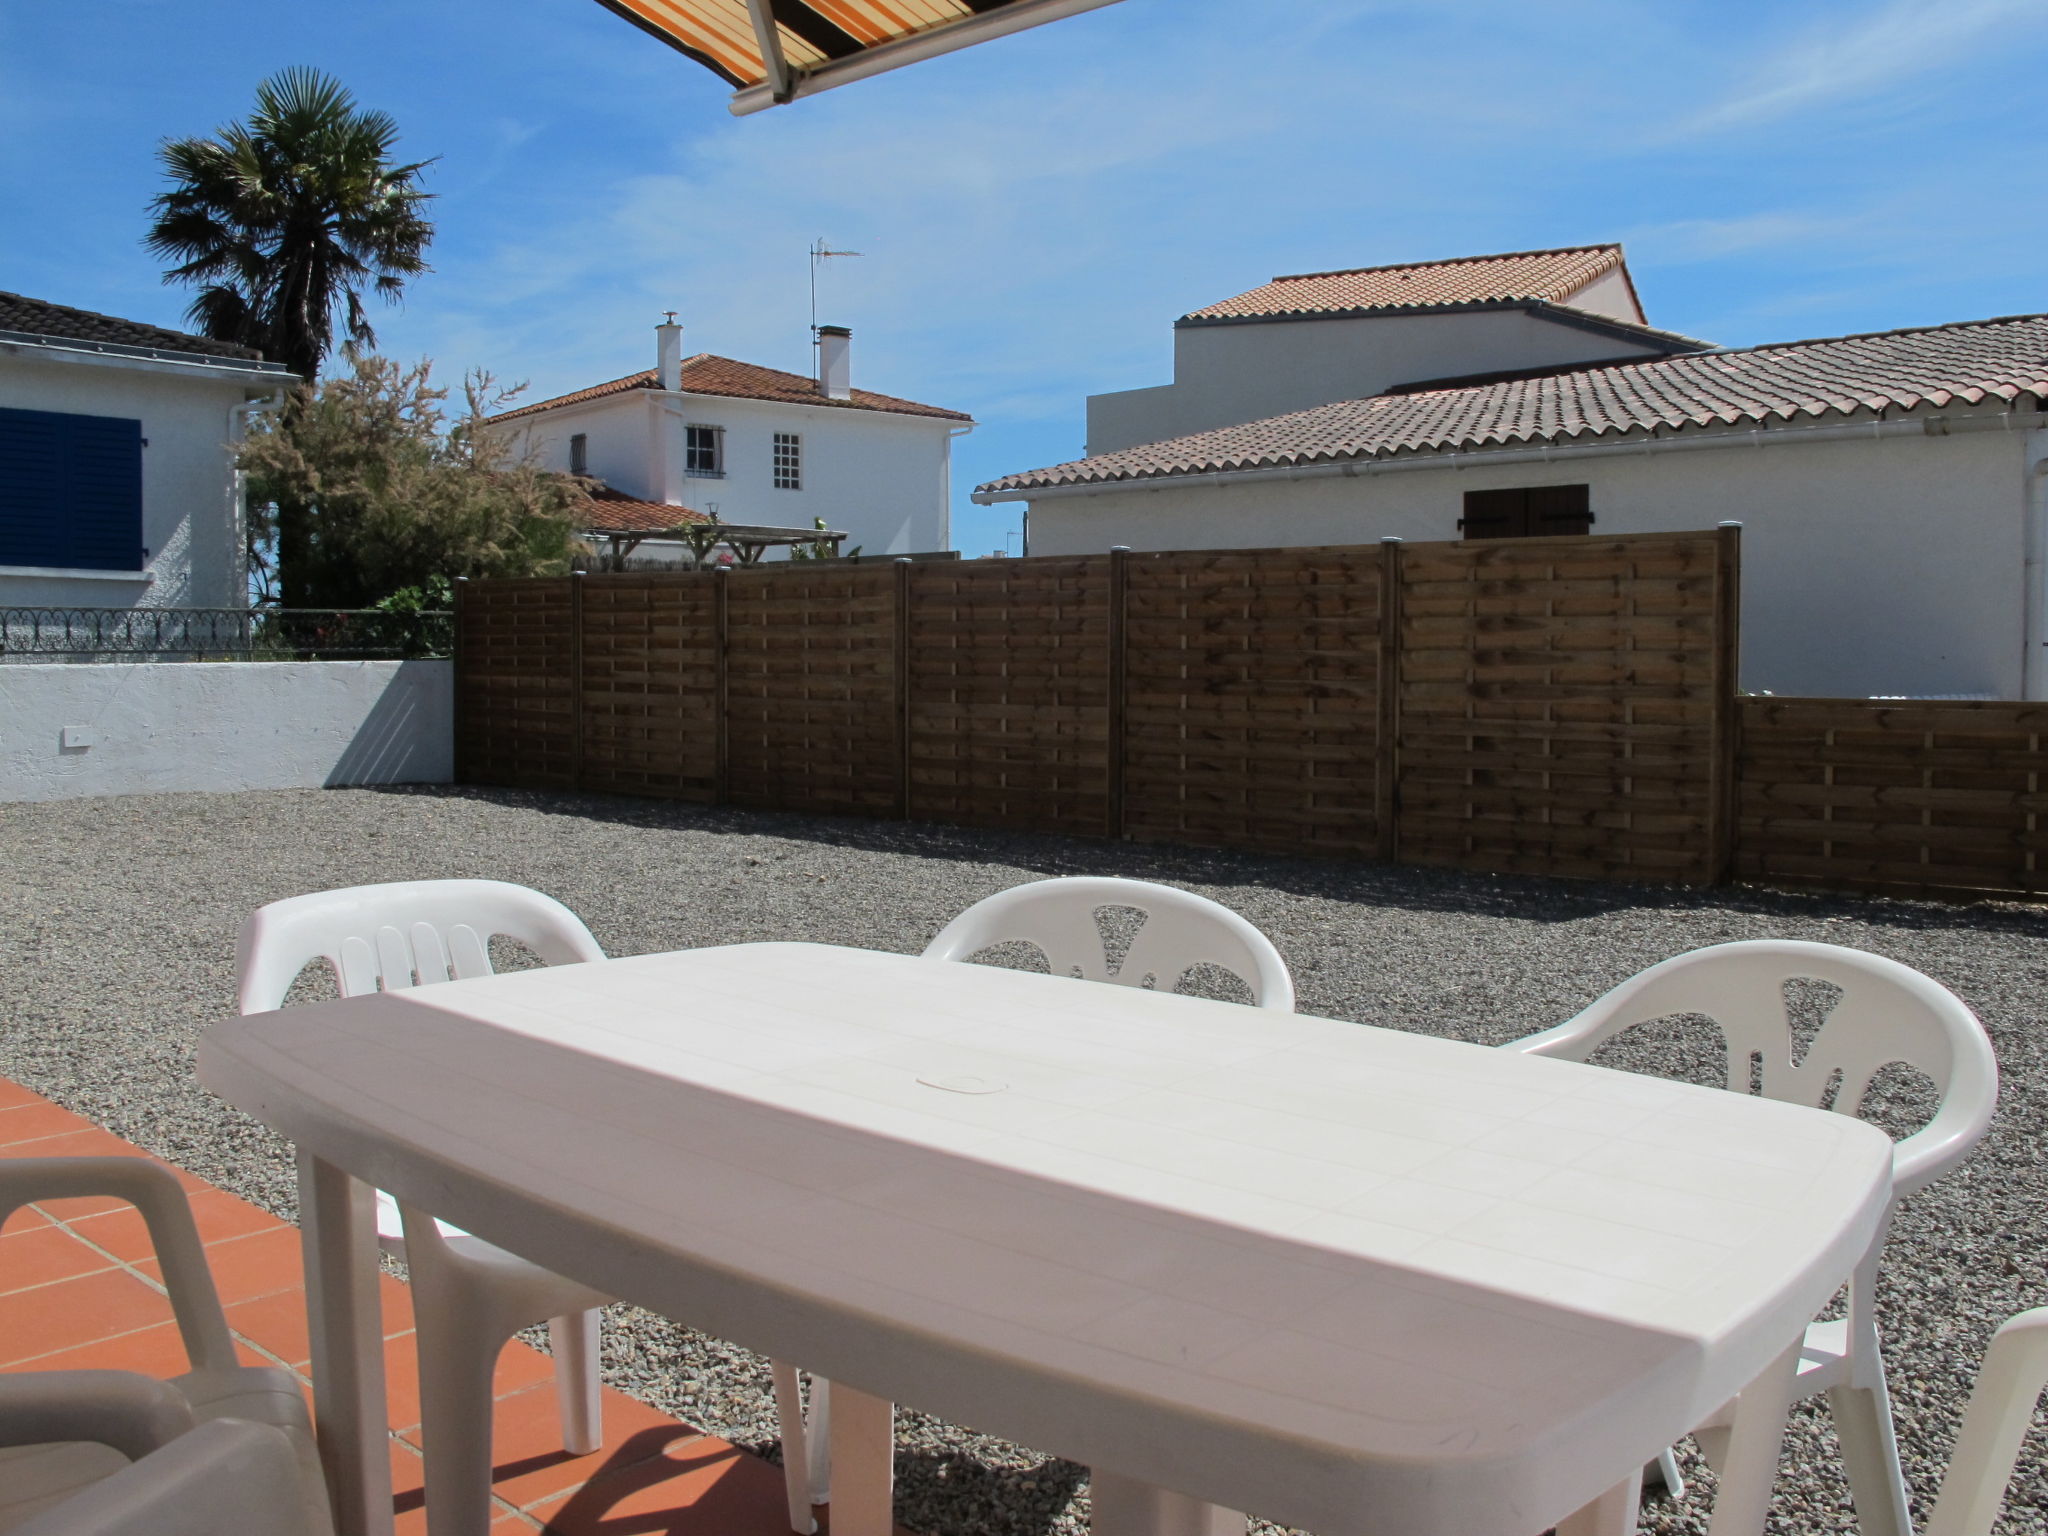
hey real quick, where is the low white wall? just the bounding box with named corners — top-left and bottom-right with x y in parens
top-left (0, 660), bottom-right (452, 802)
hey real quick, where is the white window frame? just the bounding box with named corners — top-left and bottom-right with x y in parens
top-left (686, 424), bottom-right (725, 478)
top-left (772, 431), bottom-right (801, 491)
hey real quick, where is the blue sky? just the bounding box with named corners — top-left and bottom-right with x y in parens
top-left (4, 0), bottom-right (2045, 556)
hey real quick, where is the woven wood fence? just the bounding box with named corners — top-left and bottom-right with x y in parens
top-left (458, 528), bottom-right (1751, 887)
top-left (1739, 698), bottom-right (2048, 897)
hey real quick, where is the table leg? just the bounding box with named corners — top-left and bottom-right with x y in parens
top-left (1556, 1465), bottom-right (1644, 1536)
top-left (1090, 1472), bottom-right (1245, 1536)
top-left (1707, 1338), bottom-right (1806, 1536)
top-left (826, 1384), bottom-right (893, 1536)
top-left (298, 1151), bottom-right (393, 1536)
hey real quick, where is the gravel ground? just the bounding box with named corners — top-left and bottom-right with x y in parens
top-left (3, 784), bottom-right (2046, 1536)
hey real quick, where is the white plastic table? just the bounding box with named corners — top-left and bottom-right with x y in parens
top-left (197, 943), bottom-right (1895, 1536)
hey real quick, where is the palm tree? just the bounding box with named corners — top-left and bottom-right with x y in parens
top-left (146, 67), bottom-right (434, 384)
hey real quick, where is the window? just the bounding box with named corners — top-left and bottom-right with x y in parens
top-left (772, 432), bottom-right (801, 491)
top-left (568, 433), bottom-right (587, 476)
top-left (0, 406), bottom-right (144, 571)
top-left (1460, 484), bottom-right (1593, 540)
top-left (686, 424), bottom-right (724, 477)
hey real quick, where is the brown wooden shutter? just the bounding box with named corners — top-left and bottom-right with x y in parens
top-left (1459, 488), bottom-right (1525, 540)
top-left (1528, 483), bottom-right (1593, 536)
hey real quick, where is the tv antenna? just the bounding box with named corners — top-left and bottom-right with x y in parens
top-left (809, 237), bottom-right (862, 342)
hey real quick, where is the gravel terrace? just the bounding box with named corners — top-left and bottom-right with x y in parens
top-left (3, 785), bottom-right (2046, 1536)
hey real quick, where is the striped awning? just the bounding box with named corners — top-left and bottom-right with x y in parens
top-left (593, 0), bottom-right (1124, 113)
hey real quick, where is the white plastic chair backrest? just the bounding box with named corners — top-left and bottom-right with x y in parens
top-left (236, 879), bottom-right (605, 1015)
top-left (1923, 1307), bottom-right (2048, 1536)
top-left (0, 1159), bottom-right (237, 1375)
top-left (921, 877), bottom-right (1294, 1011)
top-left (1504, 939), bottom-right (1996, 1197)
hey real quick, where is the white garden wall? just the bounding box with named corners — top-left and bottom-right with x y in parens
top-left (0, 660), bottom-right (452, 802)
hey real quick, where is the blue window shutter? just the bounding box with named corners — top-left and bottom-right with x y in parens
top-left (0, 406), bottom-right (144, 571)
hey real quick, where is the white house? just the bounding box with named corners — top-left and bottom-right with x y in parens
top-left (0, 291), bottom-right (293, 610)
top-left (495, 317), bottom-right (973, 562)
top-left (976, 246), bottom-right (2048, 700)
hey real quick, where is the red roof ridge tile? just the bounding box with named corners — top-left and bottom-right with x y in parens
top-left (1183, 246), bottom-right (1636, 324)
top-left (490, 353), bottom-right (970, 424)
top-left (1267, 243), bottom-right (1623, 287)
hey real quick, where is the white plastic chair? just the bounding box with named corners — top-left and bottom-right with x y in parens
top-left (1504, 939), bottom-right (1999, 1536)
top-left (921, 876), bottom-right (1296, 1010)
top-left (1921, 1307), bottom-right (2048, 1536)
top-left (238, 879), bottom-right (816, 1536)
top-left (0, 1157), bottom-right (331, 1536)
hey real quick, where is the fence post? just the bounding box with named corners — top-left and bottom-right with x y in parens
top-left (1106, 546), bottom-right (1131, 840)
top-left (1376, 537), bottom-right (1404, 865)
top-left (895, 557), bottom-right (914, 819)
top-left (569, 570), bottom-right (586, 790)
top-left (713, 565), bottom-right (730, 806)
top-left (1708, 521), bottom-right (1743, 883)
top-left (451, 577), bottom-right (468, 787)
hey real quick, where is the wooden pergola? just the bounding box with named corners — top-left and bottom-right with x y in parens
top-left (578, 488), bottom-right (847, 570)
top-left (674, 520), bottom-right (849, 566)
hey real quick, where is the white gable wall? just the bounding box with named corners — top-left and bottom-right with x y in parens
top-left (1557, 266), bottom-right (1644, 326)
top-left (502, 395), bottom-right (657, 500)
top-left (1086, 308), bottom-right (1679, 457)
top-left (1020, 422), bottom-right (2031, 700)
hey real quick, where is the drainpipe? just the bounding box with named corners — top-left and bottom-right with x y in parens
top-left (945, 423), bottom-right (973, 554)
top-left (229, 389), bottom-right (286, 606)
top-left (2026, 428), bottom-right (2048, 700)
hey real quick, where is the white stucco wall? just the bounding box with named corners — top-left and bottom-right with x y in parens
top-left (1022, 424), bottom-right (2029, 699)
top-left (0, 345), bottom-right (281, 610)
top-left (1086, 308), bottom-right (1676, 456)
top-left (509, 387), bottom-right (959, 557)
top-left (0, 660), bottom-right (452, 802)
top-left (1560, 267), bottom-right (1644, 326)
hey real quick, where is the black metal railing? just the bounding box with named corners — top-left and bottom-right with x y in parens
top-left (0, 607), bottom-right (454, 662)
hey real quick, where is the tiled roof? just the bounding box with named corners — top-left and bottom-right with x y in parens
top-left (979, 313), bottom-right (2048, 495)
top-left (577, 485), bottom-right (709, 534)
top-left (493, 354), bottom-right (971, 423)
top-left (1183, 245), bottom-right (1629, 323)
top-left (0, 289), bottom-right (275, 364)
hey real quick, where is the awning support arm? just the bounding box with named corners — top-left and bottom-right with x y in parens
top-left (743, 0), bottom-right (794, 103)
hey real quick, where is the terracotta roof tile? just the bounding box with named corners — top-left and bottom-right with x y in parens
top-left (978, 313), bottom-right (2048, 495)
top-left (1183, 245), bottom-right (1629, 322)
top-left (493, 354), bottom-right (970, 423)
top-left (577, 486), bottom-right (709, 534)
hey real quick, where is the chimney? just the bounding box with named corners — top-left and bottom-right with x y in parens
top-left (817, 325), bottom-right (851, 400)
top-left (656, 312), bottom-right (683, 391)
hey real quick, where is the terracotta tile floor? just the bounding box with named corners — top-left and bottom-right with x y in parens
top-left (0, 1080), bottom-right (805, 1535)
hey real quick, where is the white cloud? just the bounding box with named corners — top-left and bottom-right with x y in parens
top-left (1630, 208), bottom-right (1873, 263)
top-left (1679, 0), bottom-right (2046, 135)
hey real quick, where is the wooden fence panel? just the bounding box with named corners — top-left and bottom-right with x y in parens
top-left (456, 531), bottom-right (1948, 897)
top-left (1121, 545), bottom-right (1384, 856)
top-left (723, 564), bottom-right (899, 816)
top-left (577, 575), bottom-right (719, 801)
top-left (905, 555), bottom-right (1111, 834)
top-left (455, 577), bottom-right (576, 789)
top-left (1395, 531), bottom-right (1731, 881)
top-left (1737, 698), bottom-right (2048, 895)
